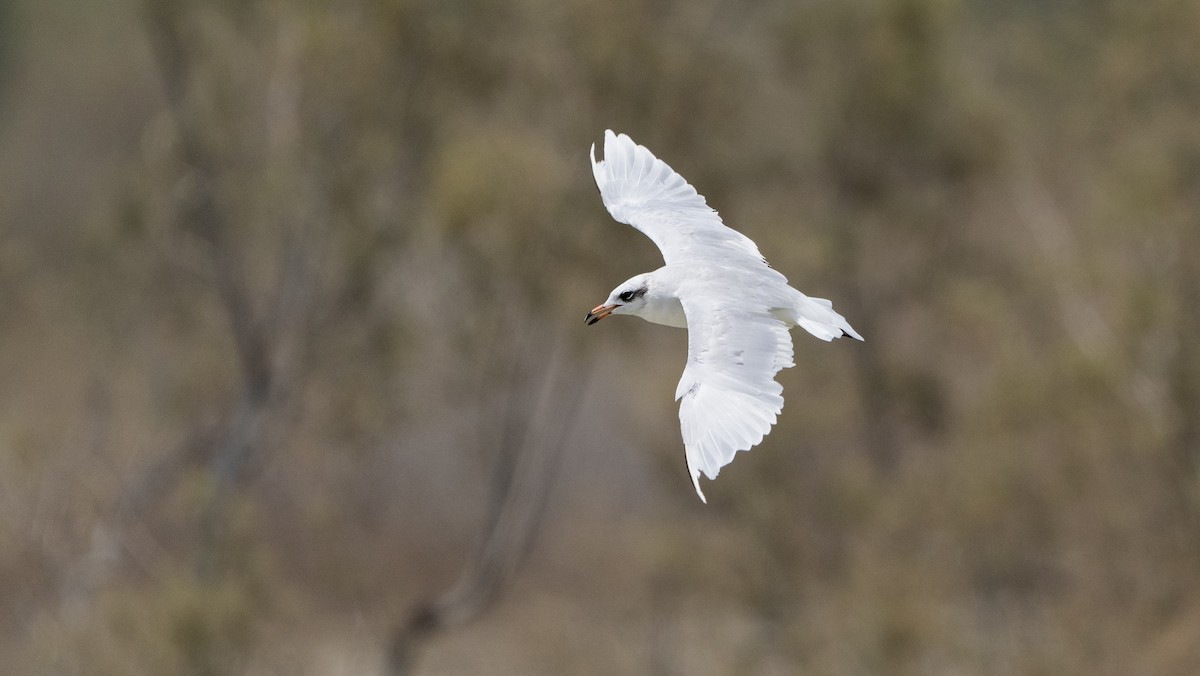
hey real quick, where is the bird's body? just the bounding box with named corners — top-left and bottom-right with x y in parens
top-left (586, 131), bottom-right (861, 502)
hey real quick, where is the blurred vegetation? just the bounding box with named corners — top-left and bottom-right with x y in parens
top-left (2, 0), bottom-right (1199, 674)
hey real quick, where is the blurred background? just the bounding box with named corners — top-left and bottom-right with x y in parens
top-left (2, 0), bottom-right (1200, 674)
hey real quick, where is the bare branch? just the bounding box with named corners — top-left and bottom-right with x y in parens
top-left (385, 333), bottom-right (592, 676)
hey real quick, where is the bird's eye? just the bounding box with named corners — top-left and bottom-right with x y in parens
top-left (618, 290), bottom-right (636, 303)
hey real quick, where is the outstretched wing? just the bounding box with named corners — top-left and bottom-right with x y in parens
top-left (591, 130), bottom-right (781, 279)
top-left (674, 284), bottom-right (796, 502)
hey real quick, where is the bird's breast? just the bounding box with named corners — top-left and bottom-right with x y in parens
top-left (638, 294), bottom-right (688, 328)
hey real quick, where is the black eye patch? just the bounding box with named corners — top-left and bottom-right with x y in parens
top-left (618, 287), bottom-right (647, 303)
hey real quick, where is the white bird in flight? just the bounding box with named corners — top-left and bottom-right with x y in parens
top-left (585, 130), bottom-right (863, 503)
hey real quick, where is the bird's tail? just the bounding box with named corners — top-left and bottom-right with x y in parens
top-left (777, 293), bottom-right (864, 342)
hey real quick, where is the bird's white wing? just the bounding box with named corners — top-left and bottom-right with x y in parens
top-left (591, 130), bottom-right (781, 276)
top-left (674, 283), bottom-right (796, 502)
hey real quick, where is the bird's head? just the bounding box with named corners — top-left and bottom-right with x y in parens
top-left (586, 274), bottom-right (651, 325)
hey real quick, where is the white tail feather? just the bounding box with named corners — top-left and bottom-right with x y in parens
top-left (777, 294), bottom-right (864, 342)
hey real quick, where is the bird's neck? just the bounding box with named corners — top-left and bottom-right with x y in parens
top-left (635, 294), bottom-right (687, 328)
top-left (634, 270), bottom-right (688, 328)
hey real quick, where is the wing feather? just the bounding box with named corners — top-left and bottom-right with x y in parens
top-left (591, 130), bottom-right (782, 276)
top-left (675, 288), bottom-right (796, 502)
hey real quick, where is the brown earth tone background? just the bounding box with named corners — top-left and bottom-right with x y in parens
top-left (3, 1), bottom-right (1200, 674)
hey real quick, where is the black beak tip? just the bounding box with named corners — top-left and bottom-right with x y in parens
top-left (585, 312), bottom-right (598, 326)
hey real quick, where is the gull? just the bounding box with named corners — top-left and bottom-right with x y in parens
top-left (585, 130), bottom-right (862, 503)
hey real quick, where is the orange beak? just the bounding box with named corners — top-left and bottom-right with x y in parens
top-left (585, 304), bottom-right (618, 325)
